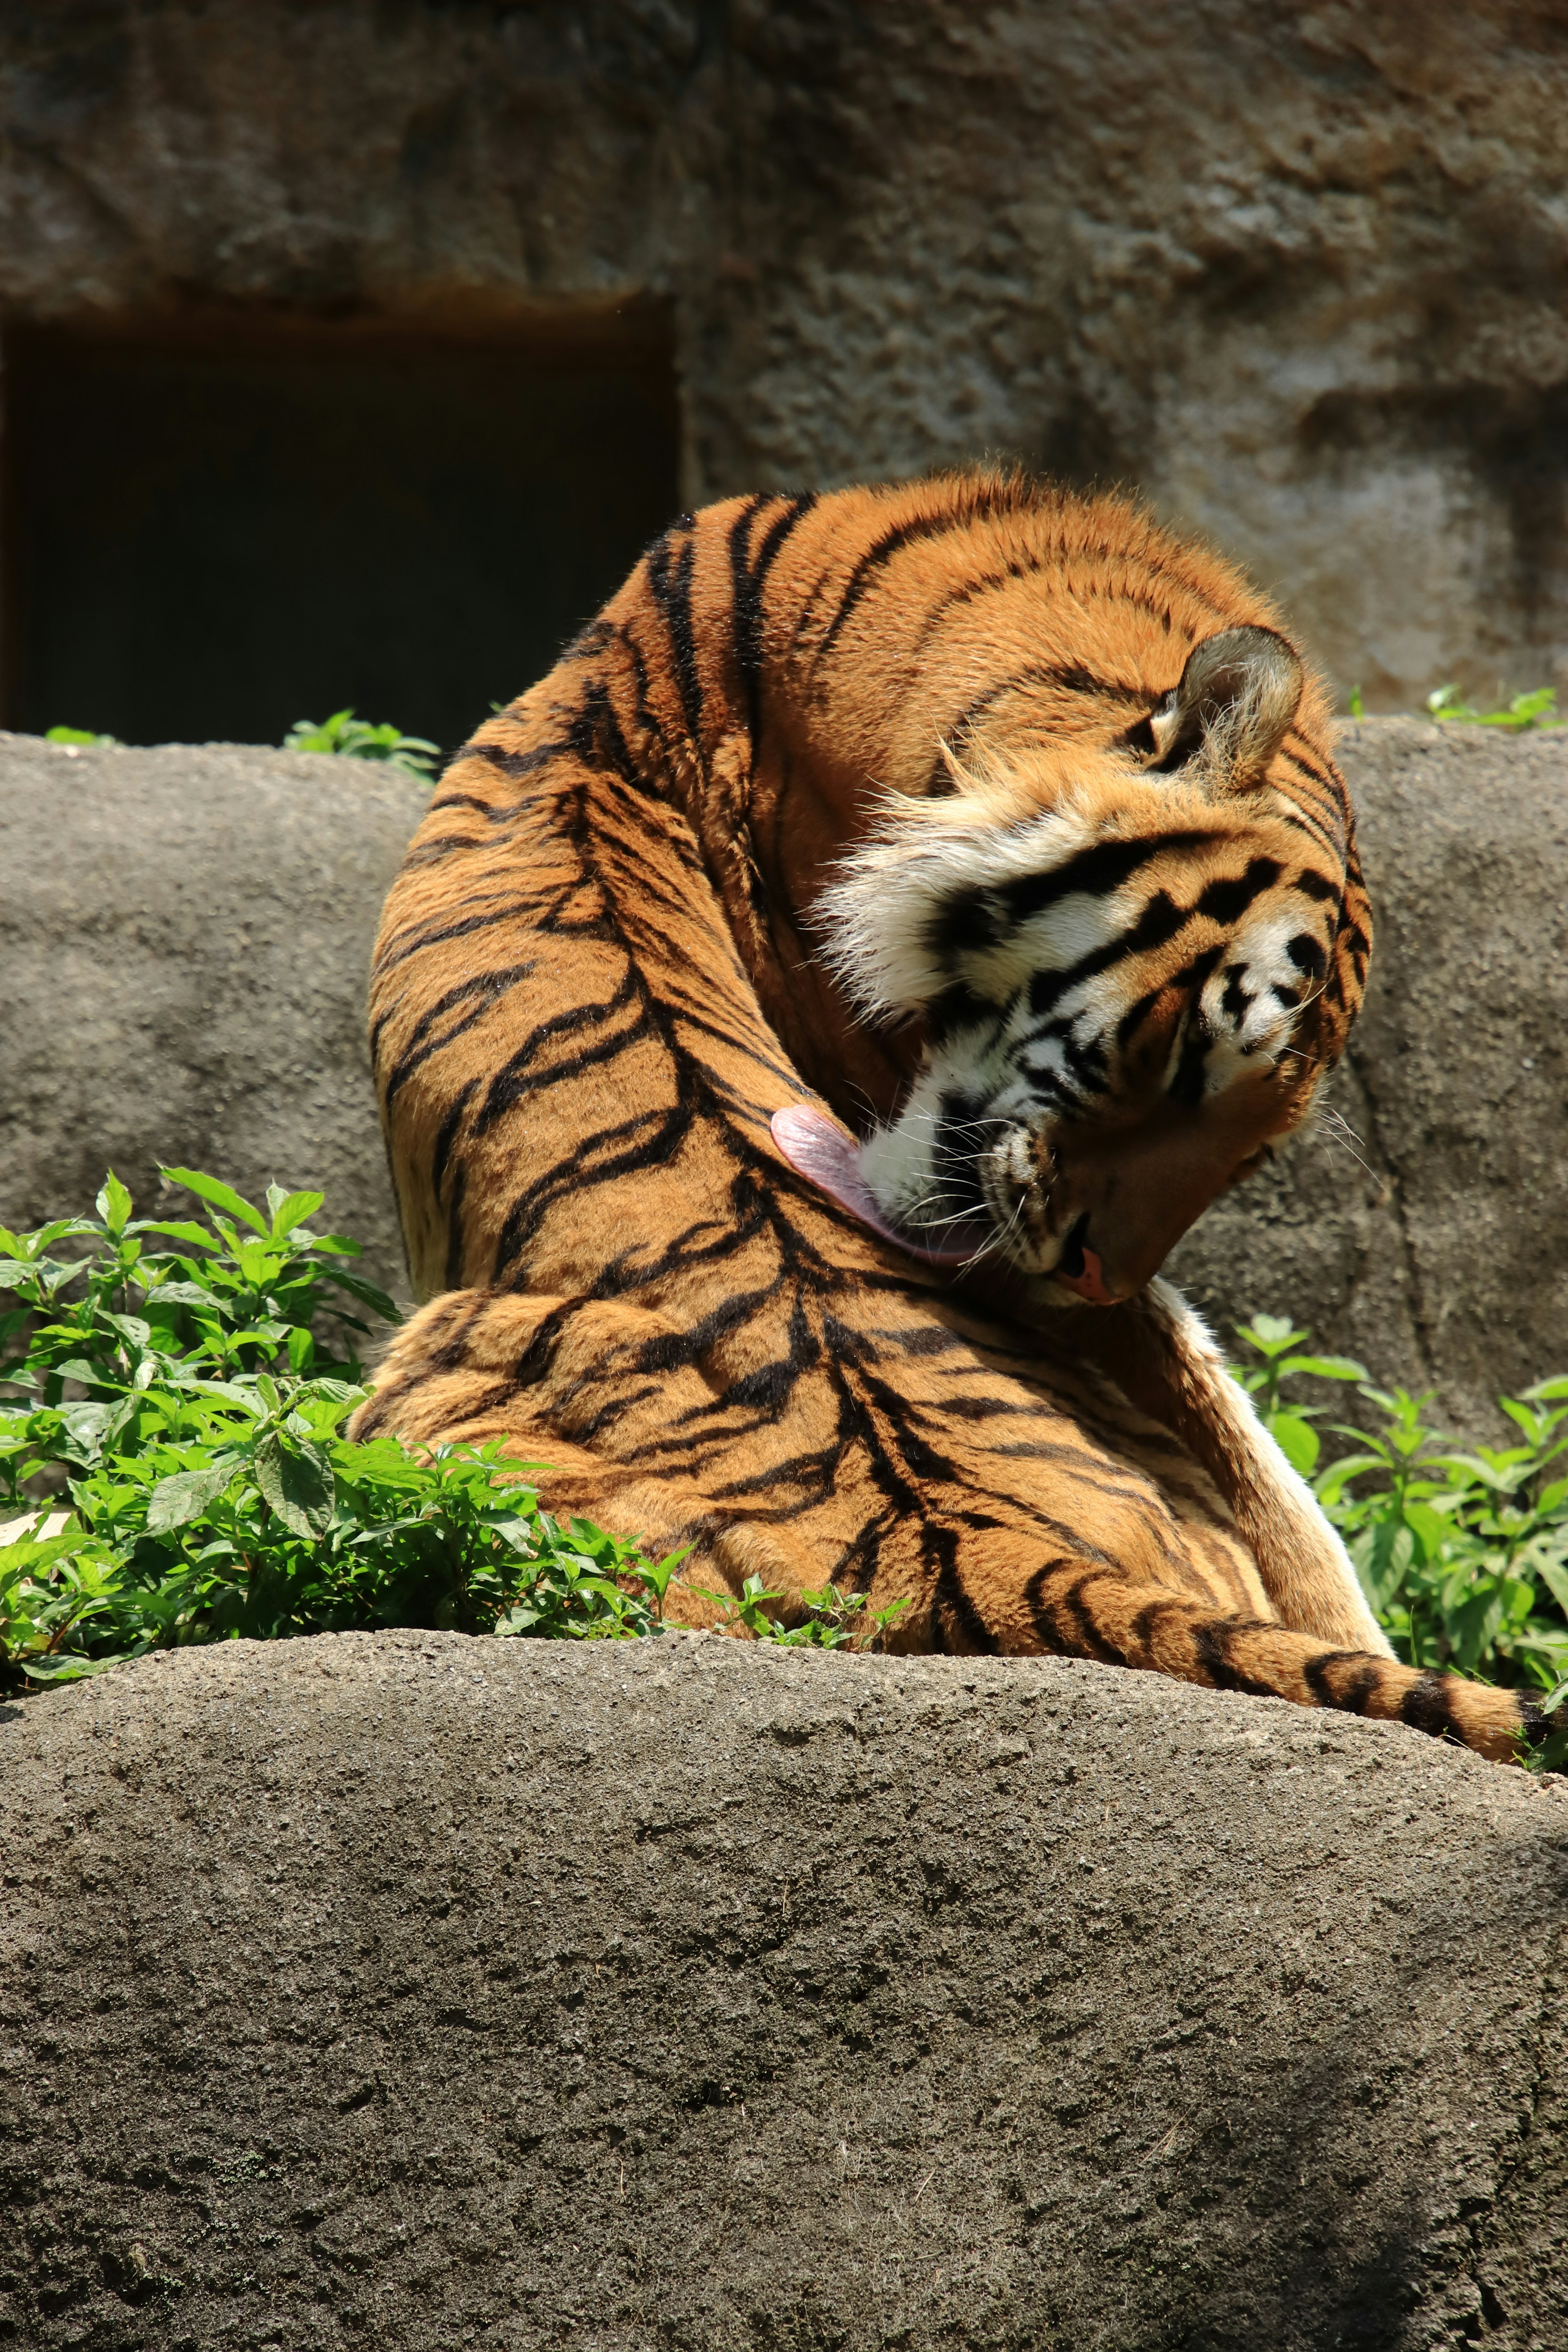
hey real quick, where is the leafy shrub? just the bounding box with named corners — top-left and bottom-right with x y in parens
top-left (1426, 683), bottom-right (1561, 732)
top-left (0, 1172), bottom-right (686, 1691)
top-left (283, 708), bottom-right (440, 779)
top-left (0, 1173), bottom-right (911, 1695)
top-left (1235, 1316), bottom-right (1568, 1748)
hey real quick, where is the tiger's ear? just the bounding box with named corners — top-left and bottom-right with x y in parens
top-left (1147, 626), bottom-right (1303, 786)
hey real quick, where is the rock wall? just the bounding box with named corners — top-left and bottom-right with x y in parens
top-left (4, 1), bottom-right (1568, 708)
top-left (2, 719), bottom-right (1562, 1432)
top-left (0, 732), bottom-right (427, 1309)
top-left (4, 1631), bottom-right (1567, 2351)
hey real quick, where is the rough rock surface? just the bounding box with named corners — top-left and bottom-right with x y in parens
top-left (4, 2), bottom-right (1568, 704)
top-left (3, 1630), bottom-right (1567, 2351)
top-left (0, 732), bottom-right (427, 1306)
top-left (1168, 716), bottom-right (1568, 1432)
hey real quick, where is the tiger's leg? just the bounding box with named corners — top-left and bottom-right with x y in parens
top-left (353, 1287), bottom-right (845, 1626)
top-left (1062, 1276), bottom-right (1395, 1656)
top-left (1020, 1554), bottom-right (1537, 1765)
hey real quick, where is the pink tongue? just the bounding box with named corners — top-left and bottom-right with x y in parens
top-left (770, 1104), bottom-right (990, 1266)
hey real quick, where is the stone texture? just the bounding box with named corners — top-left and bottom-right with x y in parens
top-left (0, 732), bottom-right (427, 1307)
top-left (2, 1629), bottom-right (1567, 2352)
top-left (4, 2), bottom-right (1568, 707)
top-left (1169, 717), bottom-right (1568, 1433)
top-left (3, 719), bottom-right (1564, 1431)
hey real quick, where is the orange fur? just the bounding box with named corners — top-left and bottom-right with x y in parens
top-left (357, 474), bottom-right (1532, 1765)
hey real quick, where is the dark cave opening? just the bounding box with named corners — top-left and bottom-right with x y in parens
top-left (2, 306), bottom-right (681, 757)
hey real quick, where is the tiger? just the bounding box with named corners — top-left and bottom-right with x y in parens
top-left (356, 469), bottom-right (1537, 1765)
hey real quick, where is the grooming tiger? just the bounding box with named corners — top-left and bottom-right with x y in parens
top-left (359, 470), bottom-right (1536, 1763)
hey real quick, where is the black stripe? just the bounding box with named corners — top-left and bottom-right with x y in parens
top-left (1025, 888), bottom-right (1191, 1024)
top-left (1303, 1648), bottom-right (1376, 1711)
top-left (927, 827), bottom-right (1218, 964)
top-left (911, 557), bottom-right (1038, 654)
top-left (729, 492), bottom-right (816, 757)
top-left (811, 482), bottom-right (1025, 673)
top-left (378, 900), bottom-right (532, 973)
top-left (381, 964), bottom-right (535, 1106)
top-left (644, 526), bottom-right (704, 746)
top-left (1165, 949), bottom-right (1225, 1105)
top-left (430, 1078), bottom-right (478, 1202)
top-left (1398, 1672), bottom-right (1458, 1740)
top-left (465, 739), bottom-right (568, 781)
top-left (948, 661), bottom-right (1153, 746)
top-left (1194, 857), bottom-right (1283, 926)
top-left (1191, 1619), bottom-right (1279, 1697)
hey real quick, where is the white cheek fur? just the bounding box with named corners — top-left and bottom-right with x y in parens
top-left (814, 801), bottom-right (1093, 1016)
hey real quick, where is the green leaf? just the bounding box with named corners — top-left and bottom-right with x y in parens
top-left (95, 1171), bottom-right (133, 1235)
top-left (44, 724), bottom-right (116, 747)
top-left (0, 1523), bottom-right (84, 1577)
top-left (21, 1651), bottom-right (134, 1682)
top-left (1236, 1314), bottom-right (1306, 1356)
top-left (253, 1434), bottom-right (333, 1537)
top-left (1283, 1353), bottom-right (1369, 1383)
top-left (159, 1167), bottom-right (270, 1238)
top-left (1267, 1413), bottom-right (1320, 1476)
top-left (1402, 1502), bottom-right (1452, 1565)
top-left (132, 1221), bottom-right (219, 1250)
top-left (143, 1279), bottom-right (221, 1309)
top-left (266, 1187), bottom-right (325, 1240)
top-left (146, 1461), bottom-right (238, 1532)
top-left (325, 1269), bottom-right (401, 1323)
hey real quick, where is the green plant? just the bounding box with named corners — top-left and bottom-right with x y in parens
top-left (1234, 1319), bottom-right (1568, 1762)
top-left (0, 1172), bottom-right (680, 1691)
top-left (1229, 1313), bottom-right (1369, 1478)
top-left (1426, 683), bottom-right (1561, 732)
top-left (1346, 685), bottom-right (1365, 719)
top-left (283, 708), bottom-right (440, 780)
top-left (694, 1572), bottom-right (913, 1649)
top-left (44, 724), bottom-right (119, 747)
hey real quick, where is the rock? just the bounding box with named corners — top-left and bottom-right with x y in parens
top-left (0, 733), bottom-right (427, 1308)
top-left (1169, 717), bottom-right (1568, 1433)
top-left (2, 1630), bottom-right (1566, 2350)
top-left (2, 719), bottom-right (1563, 1430)
top-left (3, 3), bottom-right (1568, 708)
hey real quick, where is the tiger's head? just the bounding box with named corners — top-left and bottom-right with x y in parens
top-left (813, 626), bottom-right (1370, 1305)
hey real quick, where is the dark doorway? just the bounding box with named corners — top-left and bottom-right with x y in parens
top-left (3, 308), bottom-right (682, 755)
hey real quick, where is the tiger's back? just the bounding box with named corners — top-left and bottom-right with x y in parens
top-left (360, 474), bottom-right (1534, 1762)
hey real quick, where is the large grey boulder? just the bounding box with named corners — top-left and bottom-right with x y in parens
top-left (0, 731), bottom-right (427, 1306)
top-left (3, 1630), bottom-right (1567, 2351)
top-left (3, 2), bottom-right (1567, 706)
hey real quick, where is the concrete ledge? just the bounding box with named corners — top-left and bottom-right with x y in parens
top-left (4, 1631), bottom-right (1567, 2349)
